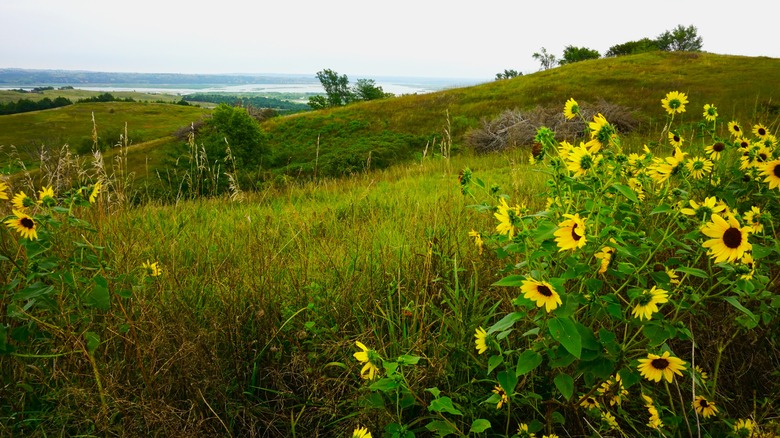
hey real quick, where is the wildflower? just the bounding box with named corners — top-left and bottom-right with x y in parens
top-left (142, 260), bottom-right (162, 277)
top-left (631, 286), bottom-right (669, 321)
top-left (542, 435), bottom-right (560, 438)
top-left (37, 185), bottom-right (55, 206)
top-left (601, 411), bottom-right (618, 429)
top-left (353, 341), bottom-right (381, 380)
top-left (694, 365), bottom-right (709, 381)
top-left (740, 253), bottom-right (756, 280)
top-left (595, 245), bottom-right (615, 274)
top-left (554, 213), bottom-right (587, 251)
top-left (474, 327), bottom-right (488, 354)
top-left (685, 156), bottom-right (713, 180)
top-left (743, 206), bottom-right (764, 233)
top-left (557, 140), bottom-right (574, 160)
top-left (494, 198), bottom-right (520, 239)
top-left (737, 137), bottom-right (750, 149)
top-left (666, 269), bottom-right (680, 285)
top-left (728, 121), bottom-right (743, 137)
top-left (701, 214), bottom-right (752, 263)
top-left (704, 142), bottom-right (726, 161)
top-left (692, 396), bottom-right (718, 418)
top-left (11, 192), bottom-right (31, 211)
top-left (0, 181), bottom-right (8, 200)
top-left (752, 123), bottom-right (770, 139)
top-left (589, 113), bottom-right (616, 148)
top-left (661, 91), bottom-right (688, 115)
top-left (627, 177), bottom-right (645, 200)
top-left (598, 374), bottom-right (628, 406)
top-left (760, 159), bottom-right (780, 190)
top-left (668, 131), bottom-right (684, 148)
top-left (579, 396), bottom-right (599, 410)
top-left (703, 104), bottom-right (718, 122)
top-left (352, 426), bottom-right (372, 438)
top-left (4, 209), bottom-right (38, 240)
top-left (733, 419), bottom-right (756, 435)
top-left (492, 385), bottom-right (509, 409)
top-left (647, 147), bottom-right (687, 185)
top-left (517, 423), bottom-right (536, 438)
top-left (90, 181), bottom-right (102, 204)
top-left (680, 196), bottom-right (726, 220)
top-left (521, 278), bottom-right (562, 313)
top-left (566, 143), bottom-right (598, 178)
top-left (468, 230), bottom-right (484, 255)
top-left (638, 351), bottom-right (687, 383)
top-left (563, 98), bottom-right (579, 120)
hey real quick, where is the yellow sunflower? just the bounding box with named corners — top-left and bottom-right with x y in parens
top-left (685, 156), bottom-right (713, 180)
top-left (704, 142), bottom-right (726, 161)
top-left (89, 181), bottom-right (102, 204)
top-left (492, 385), bottom-right (509, 409)
top-left (474, 326), bottom-right (488, 354)
top-left (598, 374), bottom-right (628, 406)
top-left (565, 143), bottom-right (598, 178)
top-left (12, 192), bottom-right (30, 211)
top-left (637, 351), bottom-right (687, 383)
top-left (0, 181), bottom-right (8, 200)
top-left (701, 214), bottom-right (752, 263)
top-left (661, 91), bottom-right (688, 115)
top-left (521, 278), bottom-right (562, 313)
top-left (743, 206), bottom-right (764, 233)
top-left (494, 198), bottom-right (520, 239)
top-left (760, 159), bottom-right (780, 190)
top-left (579, 396), bottom-right (599, 410)
top-left (588, 113), bottom-right (616, 148)
top-left (4, 209), bottom-right (38, 240)
top-left (733, 419), bottom-right (756, 435)
top-left (37, 185), bottom-right (55, 205)
top-left (702, 104), bottom-right (718, 122)
top-left (601, 411), bottom-right (618, 430)
top-left (631, 286), bottom-right (669, 321)
top-left (142, 260), bottom-right (162, 277)
top-left (647, 147), bottom-right (686, 185)
top-left (554, 213), bottom-right (587, 251)
top-left (752, 123), bottom-right (770, 139)
top-left (680, 196), bottom-right (726, 220)
top-left (352, 426), bottom-right (372, 438)
top-left (737, 138), bottom-right (750, 149)
top-left (668, 131), bottom-right (684, 148)
top-left (557, 140), bottom-right (574, 160)
top-left (728, 121), bottom-right (743, 137)
top-left (468, 230), bottom-right (484, 255)
top-left (563, 98), bottom-right (579, 120)
top-left (353, 341), bottom-right (381, 380)
top-left (692, 396), bottom-right (718, 418)
top-left (595, 245), bottom-right (615, 274)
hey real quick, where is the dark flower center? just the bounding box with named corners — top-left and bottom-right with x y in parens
top-left (740, 141), bottom-right (749, 148)
top-left (773, 164), bottom-right (780, 178)
top-left (758, 128), bottom-right (767, 136)
top-left (734, 125), bottom-right (741, 132)
top-left (673, 135), bottom-right (681, 142)
top-left (700, 399), bottom-right (710, 408)
top-left (713, 142), bottom-right (725, 152)
top-left (723, 227), bottom-right (743, 249)
top-left (571, 223), bottom-right (582, 241)
top-left (20, 217), bottom-right (34, 230)
top-left (651, 358), bottom-right (670, 370)
top-left (537, 285), bottom-right (553, 297)
top-left (758, 153), bottom-right (768, 162)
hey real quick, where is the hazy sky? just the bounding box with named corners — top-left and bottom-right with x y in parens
top-left (2, 0), bottom-right (777, 80)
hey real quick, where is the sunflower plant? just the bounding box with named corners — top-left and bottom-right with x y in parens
top-left (462, 95), bottom-right (780, 436)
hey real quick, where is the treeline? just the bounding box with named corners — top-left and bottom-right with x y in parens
top-left (0, 97), bottom-right (72, 115)
top-left (183, 94), bottom-right (310, 112)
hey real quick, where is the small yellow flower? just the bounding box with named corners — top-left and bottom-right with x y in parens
top-left (563, 98), bottom-right (579, 120)
top-left (142, 260), bottom-right (162, 277)
top-left (743, 206), bottom-right (764, 234)
top-left (353, 341), bottom-right (381, 380)
top-left (5, 209), bottom-right (38, 240)
top-left (637, 351), bottom-right (686, 383)
top-left (668, 131), bottom-right (684, 148)
top-left (554, 213), bottom-right (587, 251)
top-left (692, 395), bottom-right (718, 418)
top-left (0, 181), bottom-right (8, 200)
top-left (752, 123), bottom-right (770, 139)
top-left (685, 156), bottom-right (713, 180)
top-left (352, 426), bottom-right (372, 438)
top-left (492, 385), bottom-right (509, 409)
top-left (701, 214), bottom-right (752, 264)
top-left (661, 91), bottom-right (688, 115)
top-left (601, 411), bottom-right (618, 429)
top-left (474, 327), bottom-right (488, 354)
top-left (37, 185), bottom-right (55, 205)
top-left (12, 192), bottom-right (30, 211)
top-left (594, 245), bottom-right (615, 274)
top-left (631, 286), bottom-right (669, 321)
top-left (494, 198), bottom-right (520, 239)
top-left (703, 104), bottom-right (718, 122)
top-left (521, 278), bottom-right (562, 313)
top-left (733, 418), bottom-right (756, 434)
top-left (90, 181), bottom-right (102, 204)
top-left (728, 121), bottom-right (743, 137)
top-left (704, 142), bottom-right (726, 161)
top-left (760, 160), bottom-right (780, 190)
top-left (579, 396), bottom-right (599, 410)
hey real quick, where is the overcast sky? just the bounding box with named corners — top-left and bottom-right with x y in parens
top-left (2, 0), bottom-right (777, 81)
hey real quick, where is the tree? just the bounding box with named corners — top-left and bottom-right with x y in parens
top-left (559, 46), bottom-right (600, 65)
top-left (532, 48), bottom-right (557, 71)
top-left (656, 24), bottom-right (703, 52)
top-left (495, 69), bottom-right (521, 80)
top-left (309, 69), bottom-right (354, 109)
top-left (204, 104), bottom-right (266, 167)
top-left (605, 38), bottom-right (660, 57)
top-left (352, 78), bottom-right (391, 101)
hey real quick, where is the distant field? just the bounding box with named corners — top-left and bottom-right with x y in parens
top-left (0, 88), bottom-right (185, 104)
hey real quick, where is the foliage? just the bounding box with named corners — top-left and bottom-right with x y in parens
top-left (201, 103), bottom-right (266, 167)
top-left (77, 92), bottom-right (136, 103)
top-left (0, 96), bottom-right (72, 115)
top-left (183, 93), bottom-right (310, 113)
top-left (309, 68), bottom-right (354, 109)
top-left (656, 24), bottom-right (703, 52)
top-left (605, 37), bottom-right (661, 57)
top-left (353, 78), bottom-right (393, 101)
top-left (495, 70), bottom-right (522, 81)
top-left (558, 46), bottom-right (601, 65)
top-left (531, 48), bottom-right (557, 71)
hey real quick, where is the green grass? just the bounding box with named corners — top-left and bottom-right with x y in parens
top-left (0, 88), bottom-right (186, 104)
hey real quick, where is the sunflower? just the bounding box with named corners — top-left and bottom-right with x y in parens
top-left (554, 213), bottom-right (587, 251)
top-left (89, 181), bottom-right (102, 204)
top-left (563, 98), bottom-right (580, 120)
top-left (11, 192), bottom-right (31, 211)
top-left (661, 91), bottom-right (688, 115)
top-left (353, 341), bottom-right (381, 380)
top-left (752, 123), bottom-right (770, 139)
top-left (579, 396), bottom-right (599, 410)
top-left (517, 423), bottom-right (536, 438)
top-left (352, 426), bottom-right (372, 438)
top-left (685, 156), bottom-right (713, 180)
top-left (627, 177), bottom-right (645, 200)
top-left (142, 260), bottom-right (162, 277)
top-left (694, 365), bottom-right (709, 381)
top-left (647, 148), bottom-right (687, 185)
top-left (737, 138), bottom-right (750, 149)
top-left (668, 131), bottom-right (684, 148)
top-left (595, 245), bottom-right (615, 274)
top-left (601, 411), bottom-right (619, 429)
top-left (701, 214), bottom-right (752, 263)
top-left (666, 268), bottom-right (680, 285)
top-left (589, 113), bottom-right (616, 148)
top-left (37, 185), bottom-right (55, 205)
top-left (557, 140), bottom-right (574, 160)
top-left (468, 230), bottom-right (484, 255)
top-left (631, 286), bottom-right (669, 321)
top-left (704, 142), bottom-right (726, 161)
top-left (692, 396), bottom-right (718, 418)
top-left (474, 326), bottom-right (488, 354)
top-left (728, 121), bottom-right (743, 137)
top-left (733, 419), bottom-right (756, 435)
top-left (565, 143), bottom-right (598, 177)
top-left (4, 209), bottom-right (38, 240)
top-left (680, 196), bottom-right (726, 220)
top-left (0, 181), bottom-right (8, 200)
top-left (637, 351), bottom-right (687, 383)
top-left (521, 278), bottom-right (562, 313)
top-left (492, 385), bottom-right (509, 409)
top-left (494, 198), bottom-right (520, 239)
top-left (760, 159), bottom-right (780, 190)
top-left (702, 104), bottom-right (718, 122)
top-left (743, 206), bottom-right (764, 233)
top-left (598, 374), bottom-right (628, 406)
top-left (740, 253), bottom-right (756, 280)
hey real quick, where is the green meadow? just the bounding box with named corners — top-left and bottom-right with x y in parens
top-left (1, 52), bottom-right (780, 437)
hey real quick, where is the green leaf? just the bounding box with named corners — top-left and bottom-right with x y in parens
top-left (497, 370), bottom-right (518, 395)
top-left (488, 312), bottom-right (523, 334)
top-left (13, 282), bottom-right (54, 301)
top-left (469, 419), bottom-right (491, 434)
top-left (515, 350), bottom-right (543, 376)
top-left (369, 378), bottom-right (400, 392)
top-left (426, 420), bottom-right (458, 436)
top-left (611, 183), bottom-right (639, 203)
top-left (548, 317), bottom-right (582, 359)
top-left (425, 387), bottom-right (441, 398)
top-left (492, 275), bottom-right (526, 287)
top-left (397, 354), bottom-right (420, 365)
top-left (554, 373), bottom-right (574, 400)
top-left (752, 244), bottom-right (773, 259)
top-left (533, 221), bottom-right (558, 243)
top-left (488, 355), bottom-right (503, 374)
top-left (86, 275), bottom-right (110, 310)
top-left (724, 296), bottom-right (758, 328)
top-left (428, 396), bottom-right (463, 416)
top-left (650, 203), bottom-right (673, 215)
top-left (676, 267), bottom-right (708, 278)
top-left (84, 332), bottom-right (100, 354)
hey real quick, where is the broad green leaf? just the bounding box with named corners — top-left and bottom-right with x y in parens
top-left (488, 312), bottom-right (523, 334)
top-left (84, 332), bottom-right (100, 354)
top-left (369, 378), bottom-right (400, 392)
top-left (650, 203), bottom-right (673, 215)
top-left (469, 419), bottom-right (491, 434)
top-left (724, 296), bottom-right (758, 328)
top-left (13, 282), bottom-right (54, 301)
top-left (612, 183), bottom-right (639, 203)
top-left (516, 350), bottom-right (543, 376)
top-left (497, 370), bottom-right (518, 395)
top-left (548, 317), bottom-right (582, 359)
top-left (488, 355), bottom-right (503, 374)
top-left (492, 275), bottom-right (525, 287)
top-left (428, 396), bottom-right (463, 416)
top-left (676, 267), bottom-right (708, 278)
top-left (554, 373), bottom-right (574, 400)
top-left (397, 354), bottom-right (420, 365)
top-left (425, 387), bottom-right (441, 398)
top-left (751, 244), bottom-right (773, 259)
top-left (426, 420), bottom-right (458, 436)
top-left (86, 276), bottom-right (110, 310)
